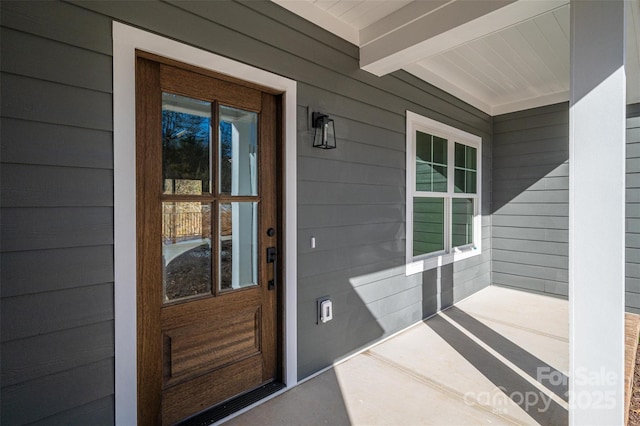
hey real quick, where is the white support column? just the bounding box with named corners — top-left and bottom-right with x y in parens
top-left (569, 1), bottom-right (626, 425)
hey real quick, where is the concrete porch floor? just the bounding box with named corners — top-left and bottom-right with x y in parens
top-left (224, 286), bottom-right (570, 425)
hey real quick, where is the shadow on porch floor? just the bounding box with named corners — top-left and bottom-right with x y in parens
top-left (224, 286), bottom-right (570, 425)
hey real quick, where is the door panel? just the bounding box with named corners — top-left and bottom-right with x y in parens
top-left (162, 355), bottom-right (263, 426)
top-left (162, 304), bottom-right (261, 386)
top-left (137, 55), bottom-right (280, 425)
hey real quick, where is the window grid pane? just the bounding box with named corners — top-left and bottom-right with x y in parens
top-left (452, 198), bottom-right (474, 247)
top-left (454, 143), bottom-right (477, 194)
top-left (413, 197), bottom-right (445, 256)
top-left (416, 131), bottom-right (447, 193)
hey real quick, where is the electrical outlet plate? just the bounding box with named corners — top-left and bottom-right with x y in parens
top-left (317, 296), bottom-right (331, 324)
top-left (320, 300), bottom-right (333, 323)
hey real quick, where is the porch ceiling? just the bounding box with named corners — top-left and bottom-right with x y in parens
top-left (273, 0), bottom-right (640, 115)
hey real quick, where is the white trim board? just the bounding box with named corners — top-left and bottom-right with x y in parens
top-left (112, 22), bottom-right (298, 425)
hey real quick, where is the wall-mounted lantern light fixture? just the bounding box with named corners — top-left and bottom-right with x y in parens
top-left (312, 112), bottom-right (337, 149)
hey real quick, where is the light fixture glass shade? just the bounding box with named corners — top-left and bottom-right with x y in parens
top-left (312, 112), bottom-right (337, 149)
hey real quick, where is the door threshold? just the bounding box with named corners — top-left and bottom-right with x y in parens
top-left (177, 382), bottom-right (286, 426)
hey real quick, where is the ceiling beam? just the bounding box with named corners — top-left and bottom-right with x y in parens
top-left (359, 0), bottom-right (450, 46)
top-left (360, 0), bottom-right (568, 77)
top-left (272, 0), bottom-right (359, 45)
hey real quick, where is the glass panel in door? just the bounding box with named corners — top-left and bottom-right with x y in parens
top-left (162, 201), bottom-right (212, 302)
top-left (162, 93), bottom-right (212, 195)
top-left (219, 105), bottom-right (258, 196)
top-left (219, 202), bottom-right (258, 291)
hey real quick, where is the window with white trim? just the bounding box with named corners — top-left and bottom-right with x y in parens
top-left (406, 111), bottom-right (482, 273)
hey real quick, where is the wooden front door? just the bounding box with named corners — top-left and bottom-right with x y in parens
top-left (136, 54), bottom-right (281, 425)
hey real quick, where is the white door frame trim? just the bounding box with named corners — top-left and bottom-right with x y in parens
top-left (112, 22), bottom-right (298, 425)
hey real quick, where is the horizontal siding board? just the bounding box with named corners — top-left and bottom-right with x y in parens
top-left (628, 104), bottom-right (640, 118)
top-left (362, 285), bottom-right (424, 319)
top-left (493, 176), bottom-right (569, 192)
top-left (298, 156), bottom-right (403, 186)
top-left (628, 248), bottom-right (640, 264)
top-left (1, 320), bottom-right (114, 386)
top-left (297, 134), bottom-right (405, 170)
top-left (1, 118), bottom-right (113, 169)
top-left (453, 261), bottom-right (490, 283)
top-left (493, 124), bottom-right (568, 145)
top-left (628, 293), bottom-right (640, 312)
top-left (492, 151), bottom-right (568, 169)
top-left (298, 181), bottom-right (403, 205)
top-left (493, 248), bottom-right (567, 269)
top-left (628, 157), bottom-right (640, 171)
top-left (627, 188), bottom-right (640, 203)
top-left (545, 281), bottom-right (568, 296)
top-left (298, 240), bottom-right (404, 278)
top-left (28, 395), bottom-right (114, 426)
top-left (454, 251), bottom-right (491, 272)
top-left (0, 0), bottom-right (112, 55)
top-left (627, 277), bottom-right (640, 293)
top-left (298, 204), bottom-right (404, 229)
top-left (353, 274), bottom-right (422, 305)
top-left (453, 263), bottom-right (491, 285)
top-left (298, 262), bottom-right (407, 304)
top-left (1, 358), bottom-right (114, 425)
top-left (627, 306), bottom-right (640, 315)
top-left (377, 303), bottom-right (424, 335)
top-left (1, 164), bottom-right (113, 207)
top-left (493, 108), bottom-right (568, 133)
top-left (297, 222), bottom-right (403, 254)
top-left (628, 219), bottom-right (640, 234)
top-left (627, 173), bottom-right (640, 188)
top-left (297, 302), bottom-right (386, 377)
top-left (298, 84), bottom-right (405, 134)
top-left (627, 263), bottom-right (640, 279)
top-left (454, 272), bottom-right (491, 302)
top-left (492, 215), bottom-right (568, 230)
top-left (493, 163), bottom-right (569, 180)
top-left (494, 202), bottom-right (568, 217)
top-left (1, 73), bottom-right (112, 131)
top-left (625, 203), bottom-right (640, 219)
top-left (629, 142), bottom-right (640, 159)
top-left (295, 110), bottom-right (405, 152)
top-left (627, 233), bottom-right (640, 248)
top-left (492, 236), bottom-right (568, 255)
top-left (492, 137), bottom-right (567, 158)
top-left (493, 101), bottom-right (568, 123)
top-left (0, 27), bottom-right (112, 93)
top-left (1, 283), bottom-right (114, 342)
top-left (1, 207), bottom-right (113, 252)
top-left (1, 246), bottom-right (113, 297)
top-left (493, 273), bottom-right (552, 293)
top-left (493, 189), bottom-right (568, 204)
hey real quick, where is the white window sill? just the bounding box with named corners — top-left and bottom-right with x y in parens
top-left (405, 246), bottom-right (481, 276)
